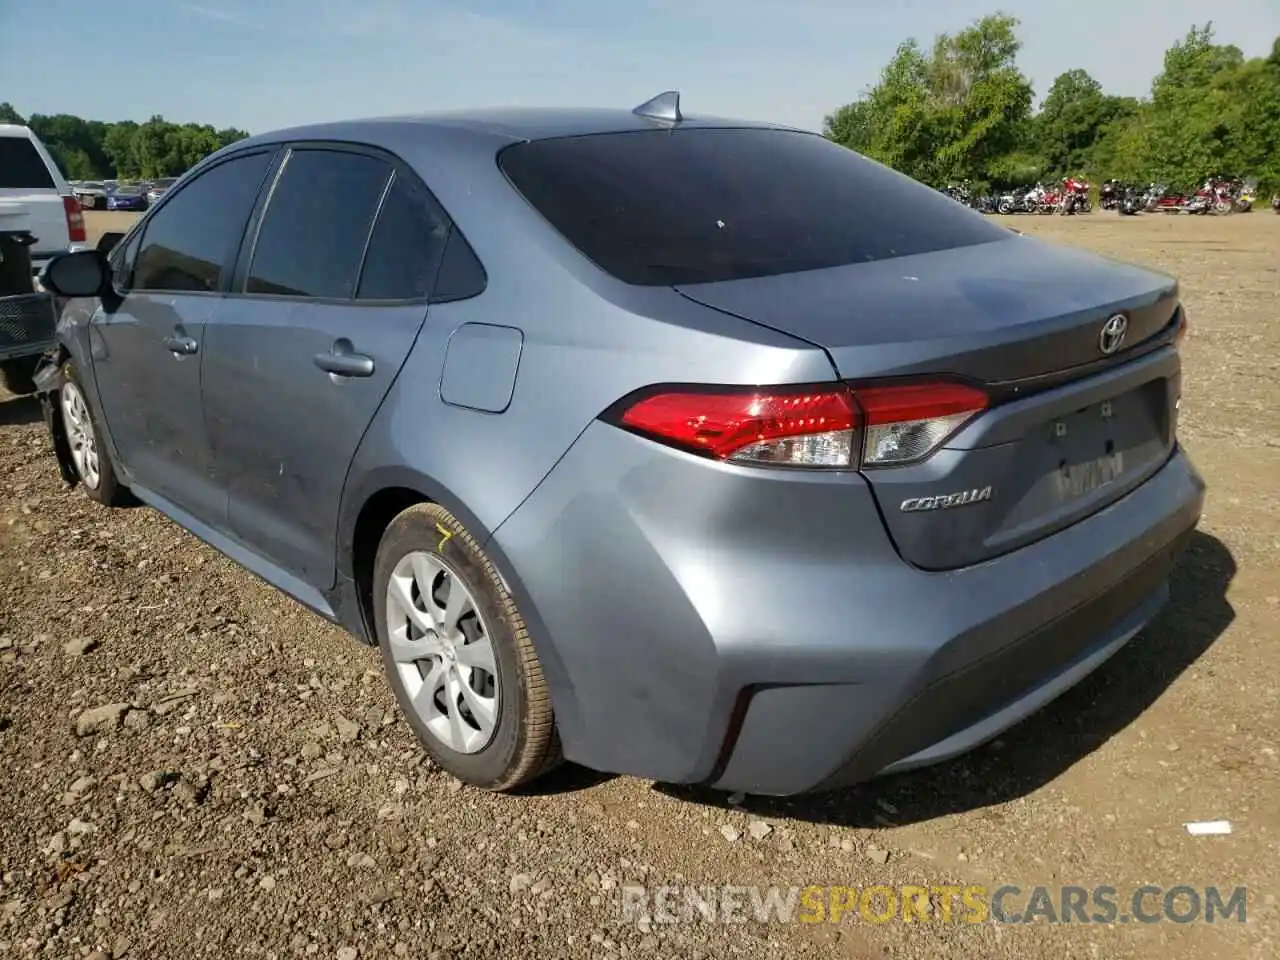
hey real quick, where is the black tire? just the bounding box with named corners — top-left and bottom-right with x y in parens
top-left (60, 360), bottom-right (130, 507)
top-left (0, 357), bottom-right (39, 395)
top-left (373, 502), bottom-right (561, 791)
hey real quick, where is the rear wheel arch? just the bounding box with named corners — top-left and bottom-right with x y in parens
top-left (342, 471), bottom-right (582, 747)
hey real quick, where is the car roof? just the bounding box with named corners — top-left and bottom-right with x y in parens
top-left (227, 105), bottom-right (804, 152)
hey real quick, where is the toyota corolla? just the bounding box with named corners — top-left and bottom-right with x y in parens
top-left (33, 93), bottom-right (1203, 796)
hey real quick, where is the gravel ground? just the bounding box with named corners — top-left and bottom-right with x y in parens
top-left (0, 211), bottom-right (1277, 960)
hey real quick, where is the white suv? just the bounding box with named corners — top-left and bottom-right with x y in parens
top-left (1, 123), bottom-right (88, 393)
top-left (1, 123), bottom-right (88, 278)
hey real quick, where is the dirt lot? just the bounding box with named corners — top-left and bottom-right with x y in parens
top-left (1, 210), bottom-right (1277, 960)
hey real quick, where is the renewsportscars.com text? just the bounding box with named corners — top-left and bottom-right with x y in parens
top-left (619, 883), bottom-right (1248, 925)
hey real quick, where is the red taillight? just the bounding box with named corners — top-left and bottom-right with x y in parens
top-left (613, 380), bottom-right (988, 469)
top-left (63, 195), bottom-right (86, 243)
top-left (619, 385), bottom-right (858, 468)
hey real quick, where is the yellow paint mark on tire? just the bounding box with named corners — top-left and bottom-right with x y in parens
top-left (436, 522), bottom-right (454, 552)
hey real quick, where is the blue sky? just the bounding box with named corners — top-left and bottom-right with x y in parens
top-left (3, 0), bottom-right (1277, 134)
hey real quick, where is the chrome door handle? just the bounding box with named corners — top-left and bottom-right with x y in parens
top-left (314, 339), bottom-right (374, 378)
top-left (163, 335), bottom-right (198, 355)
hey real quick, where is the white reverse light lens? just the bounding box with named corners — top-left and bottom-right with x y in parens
top-left (863, 412), bottom-right (975, 466)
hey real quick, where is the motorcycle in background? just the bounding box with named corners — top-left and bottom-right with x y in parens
top-left (1099, 179), bottom-right (1123, 210)
top-left (1060, 177), bottom-right (1091, 215)
top-left (1205, 177), bottom-right (1240, 214)
top-left (997, 188), bottom-right (1027, 215)
top-left (1037, 184), bottom-right (1063, 213)
top-left (1118, 184), bottom-right (1143, 215)
top-left (941, 182), bottom-right (973, 206)
top-left (1151, 182), bottom-right (1210, 214)
top-left (1234, 178), bottom-right (1256, 212)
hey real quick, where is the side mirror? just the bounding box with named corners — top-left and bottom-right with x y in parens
top-left (39, 250), bottom-right (109, 298)
top-left (96, 232), bottom-right (126, 255)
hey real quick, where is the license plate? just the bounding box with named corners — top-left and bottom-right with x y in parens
top-left (1049, 397), bottom-right (1128, 500)
top-left (1054, 449), bottom-right (1125, 499)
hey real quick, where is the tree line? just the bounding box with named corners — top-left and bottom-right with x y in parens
top-left (823, 16), bottom-right (1280, 193)
top-left (6, 18), bottom-right (1278, 192)
top-left (0, 102), bottom-right (248, 181)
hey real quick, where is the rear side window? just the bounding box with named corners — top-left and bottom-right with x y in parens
top-left (0, 136), bottom-right (56, 189)
top-left (247, 149), bottom-right (391, 299)
top-left (499, 128), bottom-right (1009, 286)
top-left (355, 173), bottom-right (450, 301)
top-left (132, 151), bottom-right (273, 293)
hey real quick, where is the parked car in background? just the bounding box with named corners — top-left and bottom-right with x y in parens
top-left (0, 122), bottom-right (87, 393)
top-left (33, 96), bottom-right (1203, 797)
top-left (73, 180), bottom-right (110, 210)
top-left (105, 184), bottom-right (148, 212)
top-left (145, 177), bottom-right (178, 205)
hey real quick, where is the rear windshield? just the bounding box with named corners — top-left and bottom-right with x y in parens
top-left (0, 136), bottom-right (56, 189)
top-left (498, 127), bottom-right (1008, 286)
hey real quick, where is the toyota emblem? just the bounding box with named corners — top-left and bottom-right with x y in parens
top-left (1099, 314), bottom-right (1128, 355)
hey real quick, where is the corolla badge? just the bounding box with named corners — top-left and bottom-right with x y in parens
top-left (1099, 314), bottom-right (1128, 355)
top-left (900, 486), bottom-right (993, 512)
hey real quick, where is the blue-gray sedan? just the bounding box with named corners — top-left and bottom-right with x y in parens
top-left (33, 93), bottom-right (1203, 796)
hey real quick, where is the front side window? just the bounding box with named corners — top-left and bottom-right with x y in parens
top-left (131, 151), bottom-right (273, 293)
top-left (247, 149), bottom-right (391, 299)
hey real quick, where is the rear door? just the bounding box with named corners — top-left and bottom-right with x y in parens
top-left (0, 129), bottom-right (70, 259)
top-left (202, 144), bottom-right (448, 589)
top-left (89, 148), bottom-right (277, 524)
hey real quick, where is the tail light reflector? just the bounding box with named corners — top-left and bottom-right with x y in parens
top-left (613, 380), bottom-right (988, 469)
top-left (63, 195), bottom-right (86, 243)
top-left (856, 382), bottom-right (988, 467)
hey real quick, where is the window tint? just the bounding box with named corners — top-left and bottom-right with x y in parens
top-left (132, 152), bottom-right (272, 293)
top-left (499, 128), bottom-right (1010, 286)
top-left (110, 230), bottom-right (141, 289)
top-left (355, 174), bottom-right (449, 300)
top-left (0, 136), bottom-right (56, 189)
top-left (432, 229), bottom-right (487, 302)
top-left (248, 149), bottom-right (390, 299)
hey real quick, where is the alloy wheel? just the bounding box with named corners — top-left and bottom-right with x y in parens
top-left (384, 551), bottom-right (499, 754)
top-left (60, 382), bottom-right (101, 490)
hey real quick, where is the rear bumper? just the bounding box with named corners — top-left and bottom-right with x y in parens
top-left (492, 422), bottom-right (1204, 796)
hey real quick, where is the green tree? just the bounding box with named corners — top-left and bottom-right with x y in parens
top-left (1, 106), bottom-right (248, 179)
top-left (1036, 69), bottom-right (1133, 175)
top-left (824, 13), bottom-right (1033, 187)
top-left (1145, 23), bottom-right (1246, 187)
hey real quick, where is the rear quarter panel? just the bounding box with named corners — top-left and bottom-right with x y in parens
top-left (339, 123), bottom-right (838, 557)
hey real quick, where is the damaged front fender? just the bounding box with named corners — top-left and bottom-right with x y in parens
top-left (34, 349), bottom-right (79, 487)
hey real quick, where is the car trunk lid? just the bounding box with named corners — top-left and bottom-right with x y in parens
top-left (676, 235), bottom-right (1183, 570)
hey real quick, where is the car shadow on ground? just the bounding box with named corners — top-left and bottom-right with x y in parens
top-left (652, 530), bottom-right (1236, 827)
top-left (0, 394), bottom-right (42, 426)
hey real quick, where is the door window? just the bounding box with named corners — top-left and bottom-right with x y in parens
top-left (355, 173), bottom-right (450, 301)
top-left (247, 149), bottom-right (391, 299)
top-left (131, 151), bottom-right (273, 293)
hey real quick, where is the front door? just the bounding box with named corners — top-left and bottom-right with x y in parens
top-left (202, 146), bottom-right (449, 589)
top-left (89, 149), bottom-right (276, 524)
